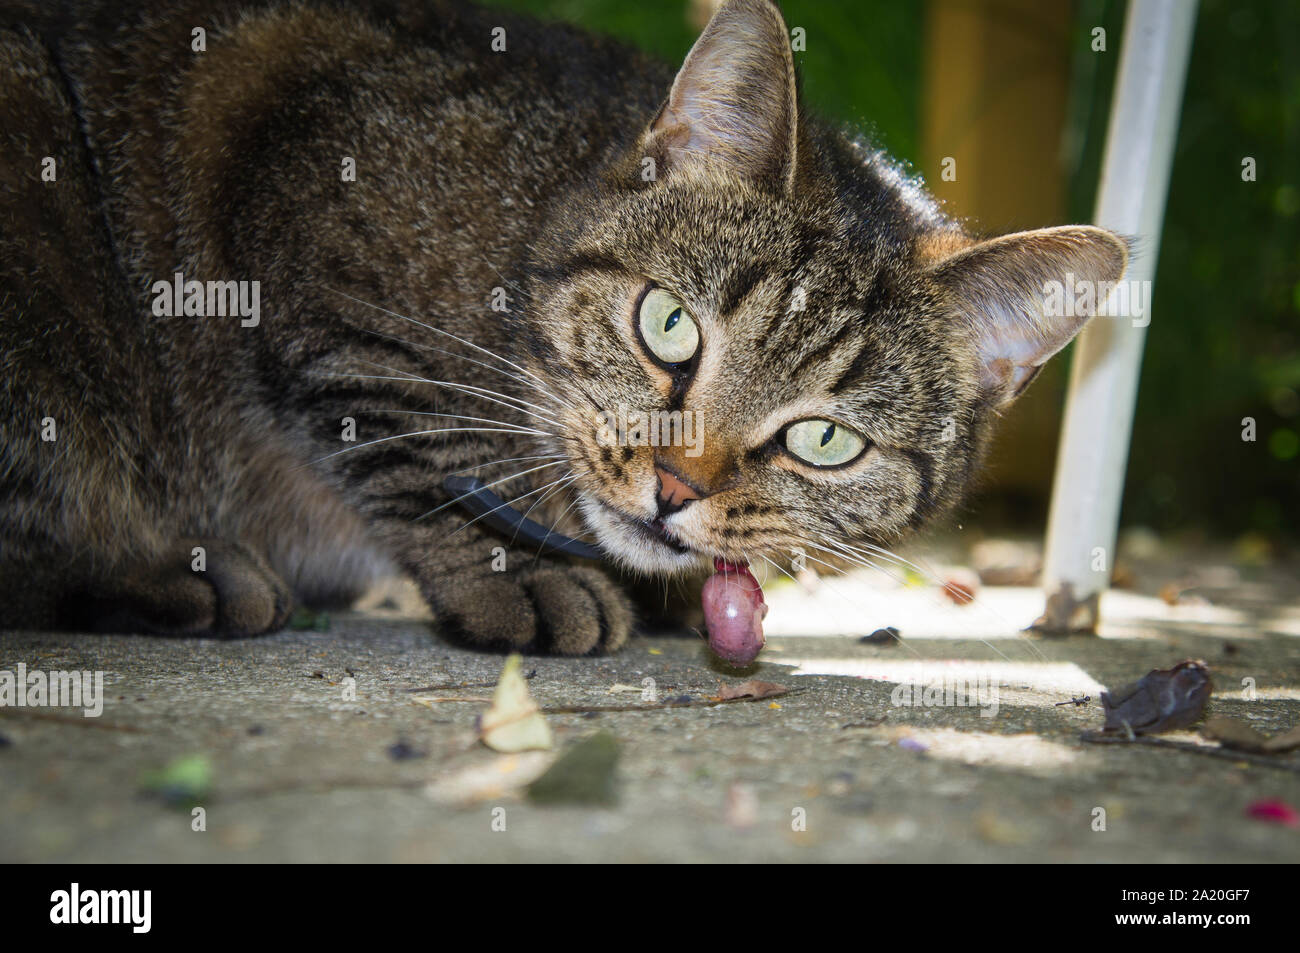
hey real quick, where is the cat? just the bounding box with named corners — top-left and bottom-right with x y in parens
top-left (0, 0), bottom-right (1126, 653)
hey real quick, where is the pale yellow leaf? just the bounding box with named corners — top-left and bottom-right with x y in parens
top-left (478, 654), bottom-right (553, 752)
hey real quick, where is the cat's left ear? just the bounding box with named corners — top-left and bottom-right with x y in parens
top-left (926, 225), bottom-right (1130, 405)
top-left (642, 0), bottom-right (798, 193)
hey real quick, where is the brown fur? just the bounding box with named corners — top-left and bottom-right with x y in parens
top-left (0, 0), bottom-right (1126, 652)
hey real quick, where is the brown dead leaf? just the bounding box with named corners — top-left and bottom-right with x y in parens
top-left (941, 570), bottom-right (979, 606)
top-left (1109, 563), bottom-right (1138, 590)
top-left (716, 679), bottom-right (787, 701)
top-left (1158, 581), bottom-right (1211, 607)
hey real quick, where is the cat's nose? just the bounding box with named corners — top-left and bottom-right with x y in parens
top-left (655, 464), bottom-right (703, 516)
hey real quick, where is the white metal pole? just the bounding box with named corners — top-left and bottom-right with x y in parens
top-left (1036, 0), bottom-right (1198, 633)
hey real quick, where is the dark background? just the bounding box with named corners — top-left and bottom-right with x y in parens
top-left (485, 0), bottom-right (1299, 547)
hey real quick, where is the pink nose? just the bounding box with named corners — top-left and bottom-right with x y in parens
top-left (655, 466), bottom-right (701, 512)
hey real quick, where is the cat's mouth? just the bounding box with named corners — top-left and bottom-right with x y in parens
top-left (621, 512), bottom-right (691, 555)
top-left (578, 495), bottom-right (708, 573)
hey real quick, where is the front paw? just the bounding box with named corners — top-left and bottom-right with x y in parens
top-left (91, 539), bottom-right (293, 638)
top-left (426, 563), bottom-right (633, 655)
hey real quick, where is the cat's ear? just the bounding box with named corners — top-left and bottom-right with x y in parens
top-left (643, 0), bottom-right (798, 192)
top-left (927, 225), bottom-right (1130, 404)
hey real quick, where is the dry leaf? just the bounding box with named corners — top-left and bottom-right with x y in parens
top-left (527, 732), bottom-right (620, 805)
top-left (605, 683), bottom-right (644, 695)
top-left (716, 679), bottom-right (787, 701)
top-left (424, 751), bottom-right (555, 804)
top-left (1159, 581), bottom-right (1210, 607)
top-left (477, 654), bottom-right (552, 752)
top-left (1202, 717), bottom-right (1300, 754)
top-left (941, 569), bottom-right (979, 606)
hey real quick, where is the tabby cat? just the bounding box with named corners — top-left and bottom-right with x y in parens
top-left (0, 0), bottom-right (1126, 653)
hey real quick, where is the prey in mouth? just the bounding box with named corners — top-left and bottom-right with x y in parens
top-left (571, 463), bottom-right (773, 667)
top-left (447, 453), bottom-right (772, 668)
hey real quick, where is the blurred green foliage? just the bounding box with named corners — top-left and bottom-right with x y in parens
top-left (1065, 0), bottom-right (1298, 540)
top-left (1127, 0), bottom-right (1298, 539)
top-left (483, 0), bottom-right (924, 160)
top-left (485, 0), bottom-right (1297, 540)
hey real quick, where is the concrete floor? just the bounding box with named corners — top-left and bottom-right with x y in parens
top-left (2, 539), bottom-right (1298, 862)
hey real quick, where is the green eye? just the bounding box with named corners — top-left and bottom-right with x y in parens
top-left (784, 419), bottom-right (867, 467)
top-left (638, 288), bottom-right (700, 366)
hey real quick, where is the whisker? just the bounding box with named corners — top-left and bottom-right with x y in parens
top-left (476, 254), bottom-right (535, 301)
top-left (345, 322), bottom-right (576, 412)
top-left (446, 453), bottom-right (567, 476)
top-left (531, 491), bottom-right (590, 563)
top-left (509, 473), bottom-right (574, 546)
top-left (414, 459), bottom-right (569, 523)
top-left (817, 537), bottom-right (920, 579)
top-left (811, 538), bottom-right (977, 605)
top-left (349, 358), bottom-right (561, 425)
top-left (355, 408), bottom-right (552, 431)
top-left (317, 370), bottom-right (558, 428)
top-left (756, 553), bottom-right (931, 665)
top-left (804, 540), bottom-right (905, 581)
top-left (445, 475), bottom-right (577, 538)
top-left (838, 537), bottom-right (978, 608)
top-left (311, 426), bottom-right (545, 465)
top-left (828, 535), bottom-right (1030, 627)
top-left (325, 287), bottom-right (558, 402)
top-left (806, 539), bottom-right (1046, 664)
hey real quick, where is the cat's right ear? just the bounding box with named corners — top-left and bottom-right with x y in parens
top-left (641, 0), bottom-right (798, 193)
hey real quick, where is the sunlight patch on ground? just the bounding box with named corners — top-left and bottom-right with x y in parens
top-left (885, 726), bottom-right (1085, 773)
top-left (764, 582), bottom-right (1051, 639)
top-left (1219, 687), bottom-right (1300, 702)
top-left (783, 658), bottom-right (1108, 697)
top-left (1262, 607), bottom-right (1300, 637)
top-left (1100, 589), bottom-right (1250, 629)
top-left (763, 574), bottom-right (1254, 641)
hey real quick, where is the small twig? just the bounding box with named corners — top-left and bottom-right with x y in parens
top-left (405, 673), bottom-right (535, 694)
top-left (1080, 731), bottom-right (1300, 774)
top-left (405, 681), bottom-right (800, 713)
top-left (540, 688), bottom-right (802, 715)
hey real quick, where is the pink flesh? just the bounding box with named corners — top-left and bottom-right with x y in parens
top-left (701, 558), bottom-right (767, 667)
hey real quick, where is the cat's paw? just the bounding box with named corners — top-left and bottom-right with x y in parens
top-left (428, 563), bottom-right (633, 655)
top-left (193, 540), bottom-right (295, 636)
top-left (92, 539), bottom-right (293, 638)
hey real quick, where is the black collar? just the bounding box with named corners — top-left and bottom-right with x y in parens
top-left (442, 476), bottom-right (604, 560)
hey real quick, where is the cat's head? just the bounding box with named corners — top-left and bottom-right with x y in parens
top-left (521, 0), bottom-right (1127, 575)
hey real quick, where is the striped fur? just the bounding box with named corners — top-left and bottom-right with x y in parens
top-left (0, 0), bottom-right (1125, 652)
